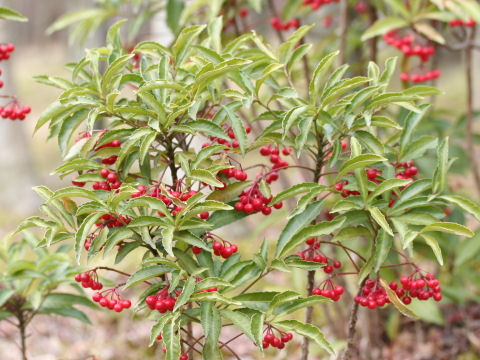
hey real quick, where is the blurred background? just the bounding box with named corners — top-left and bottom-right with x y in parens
top-left (0, 0), bottom-right (480, 359)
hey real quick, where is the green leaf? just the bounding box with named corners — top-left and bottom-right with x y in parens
top-left (163, 315), bottom-right (181, 360)
top-left (188, 120), bottom-right (229, 140)
top-left (420, 233), bottom-right (443, 265)
top-left (189, 169), bottom-right (223, 187)
top-left (367, 178), bottom-right (411, 203)
top-left (201, 301), bottom-right (223, 359)
top-left (421, 222), bottom-right (473, 237)
top-left (267, 291), bottom-right (301, 316)
top-left (368, 207), bottom-right (394, 236)
top-left (58, 109), bottom-right (89, 156)
top-left (432, 137), bottom-right (449, 194)
top-left (441, 195), bottom-right (480, 223)
top-left (175, 231), bottom-right (210, 251)
top-left (129, 196), bottom-right (171, 219)
top-left (190, 291), bottom-right (241, 306)
top-left (221, 309), bottom-right (256, 343)
top-left (166, 0), bottom-right (185, 34)
top-left (413, 22), bottom-right (445, 44)
top-left (250, 312), bottom-right (265, 352)
top-left (50, 186), bottom-right (100, 202)
top-left (379, 279), bottom-right (419, 319)
top-left (124, 265), bottom-right (174, 289)
top-left (270, 183), bottom-right (326, 205)
top-left (42, 293), bottom-right (96, 309)
top-left (399, 105), bottom-right (430, 155)
top-left (373, 230), bottom-right (393, 272)
top-left (272, 295), bottom-right (331, 317)
top-left (275, 201), bottom-right (324, 257)
top-left (75, 213), bottom-right (102, 263)
top-left (161, 226), bottom-right (174, 257)
top-left (172, 25), bottom-right (206, 65)
top-left (0, 7), bottom-right (27, 22)
top-left (191, 144), bottom-right (227, 169)
top-left (149, 313), bottom-right (175, 346)
top-left (39, 307), bottom-right (90, 324)
top-left (309, 51), bottom-right (339, 103)
top-left (223, 104), bottom-right (248, 156)
top-left (273, 320), bottom-right (335, 355)
top-left (0, 289), bottom-right (14, 307)
top-left (207, 181), bottom-right (251, 202)
top-left (336, 154), bottom-right (387, 182)
top-left (362, 17), bottom-right (408, 41)
top-left (400, 136), bottom-right (438, 162)
top-left (173, 277), bottom-right (196, 311)
top-left (279, 217), bottom-right (346, 258)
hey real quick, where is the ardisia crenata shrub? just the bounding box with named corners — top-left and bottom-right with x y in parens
top-left (8, 18), bottom-right (480, 360)
top-left (0, 7), bottom-right (31, 121)
top-left (4, 1), bottom-right (480, 359)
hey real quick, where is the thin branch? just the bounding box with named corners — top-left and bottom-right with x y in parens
top-left (341, 277), bottom-right (367, 360)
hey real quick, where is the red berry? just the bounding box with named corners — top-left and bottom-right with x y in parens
top-left (192, 246), bottom-right (202, 254)
top-left (107, 173), bottom-right (117, 183)
top-left (261, 206), bottom-right (272, 215)
top-left (100, 168), bottom-right (109, 178)
top-left (244, 203), bottom-right (254, 214)
top-left (264, 333), bottom-right (274, 343)
top-left (334, 285), bottom-right (344, 295)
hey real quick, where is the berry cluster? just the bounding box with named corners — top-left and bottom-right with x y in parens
top-left (0, 43), bottom-right (15, 62)
top-left (394, 160), bottom-right (418, 179)
top-left (400, 70), bottom-right (441, 83)
top-left (74, 131), bottom-right (121, 165)
top-left (204, 124), bottom-right (251, 149)
top-left (234, 185), bottom-right (282, 215)
top-left (270, 17), bottom-right (299, 31)
top-left (354, 278), bottom-right (390, 309)
top-left (132, 184), bottom-right (200, 217)
top-left (96, 213), bottom-right (131, 229)
top-left (296, 238), bottom-right (342, 274)
top-left (219, 167), bottom-right (248, 181)
top-left (83, 214), bottom-right (130, 250)
top-left (94, 168), bottom-right (122, 190)
top-left (92, 288), bottom-right (131, 312)
top-left (335, 180), bottom-right (360, 197)
top-left (212, 240), bottom-right (238, 258)
top-left (74, 271), bottom-right (103, 290)
top-left (389, 272), bottom-right (442, 304)
top-left (263, 328), bottom-right (293, 350)
top-left (145, 287), bottom-right (180, 313)
top-left (302, 0), bottom-right (339, 11)
top-left (449, 18), bottom-right (476, 27)
top-left (0, 102), bottom-right (31, 121)
top-left (259, 145), bottom-right (290, 171)
top-left (383, 31), bottom-right (435, 62)
top-left (211, 239), bottom-right (238, 259)
top-left (389, 160), bottom-right (418, 207)
top-left (312, 280), bottom-right (344, 302)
